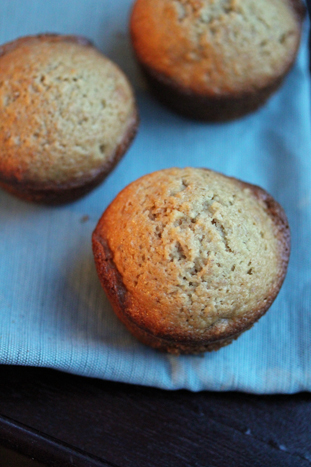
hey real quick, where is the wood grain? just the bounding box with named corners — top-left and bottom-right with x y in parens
top-left (0, 366), bottom-right (310, 467)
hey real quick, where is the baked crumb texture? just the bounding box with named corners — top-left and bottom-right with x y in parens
top-left (131, 0), bottom-right (305, 121)
top-left (93, 168), bottom-right (290, 354)
top-left (0, 34), bottom-right (138, 204)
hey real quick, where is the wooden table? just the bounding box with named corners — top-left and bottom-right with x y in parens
top-left (0, 365), bottom-right (310, 467)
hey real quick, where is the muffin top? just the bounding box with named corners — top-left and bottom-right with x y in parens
top-left (131, 0), bottom-right (304, 95)
top-left (0, 35), bottom-right (137, 186)
top-left (99, 168), bottom-right (290, 339)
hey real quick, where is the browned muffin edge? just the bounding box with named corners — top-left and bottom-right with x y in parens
top-left (0, 107), bottom-right (139, 205)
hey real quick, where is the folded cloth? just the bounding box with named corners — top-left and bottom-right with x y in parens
top-left (0, 0), bottom-right (310, 393)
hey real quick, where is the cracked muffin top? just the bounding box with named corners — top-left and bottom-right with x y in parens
top-left (0, 34), bottom-right (137, 186)
top-left (131, 0), bottom-right (304, 95)
top-left (98, 168), bottom-right (290, 341)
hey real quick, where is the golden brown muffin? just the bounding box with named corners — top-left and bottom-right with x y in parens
top-left (92, 168), bottom-right (290, 354)
top-left (0, 34), bottom-right (138, 204)
top-left (130, 0), bottom-right (305, 121)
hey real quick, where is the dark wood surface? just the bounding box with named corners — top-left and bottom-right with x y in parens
top-left (0, 366), bottom-right (311, 467)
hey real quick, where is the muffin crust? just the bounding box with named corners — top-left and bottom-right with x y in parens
top-left (93, 168), bottom-right (290, 353)
top-left (0, 34), bottom-right (138, 203)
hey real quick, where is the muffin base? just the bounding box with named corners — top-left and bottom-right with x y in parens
top-left (140, 63), bottom-right (289, 122)
top-left (92, 234), bottom-right (275, 355)
top-left (92, 179), bottom-right (290, 354)
top-left (0, 109), bottom-right (139, 205)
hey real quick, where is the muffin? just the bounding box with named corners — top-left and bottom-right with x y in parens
top-left (0, 34), bottom-right (138, 204)
top-left (130, 0), bottom-right (305, 121)
top-left (92, 167), bottom-right (290, 354)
